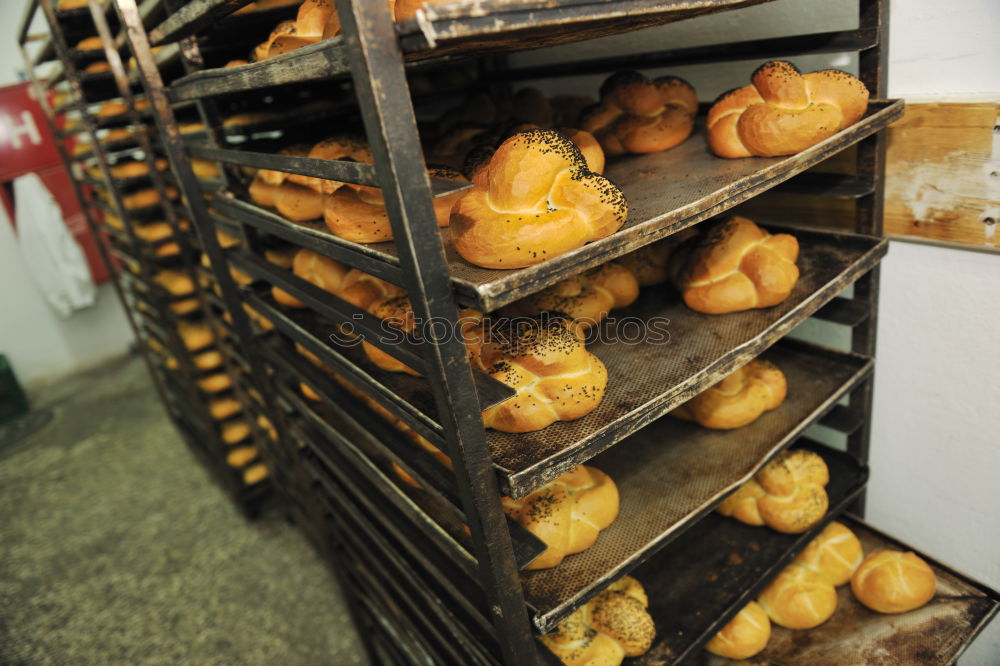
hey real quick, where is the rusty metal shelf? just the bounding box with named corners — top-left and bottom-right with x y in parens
top-left (630, 441), bottom-right (868, 665)
top-left (492, 225), bottom-right (887, 498)
top-left (523, 339), bottom-right (873, 633)
top-left (700, 517), bottom-right (1000, 666)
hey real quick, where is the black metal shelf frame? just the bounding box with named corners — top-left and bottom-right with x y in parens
top-left (21, 0), bottom-right (929, 663)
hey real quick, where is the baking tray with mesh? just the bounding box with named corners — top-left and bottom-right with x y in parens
top-left (522, 338), bottom-right (873, 633)
top-left (698, 517), bottom-right (1000, 665)
top-left (491, 225), bottom-right (887, 498)
top-left (628, 440), bottom-right (867, 664)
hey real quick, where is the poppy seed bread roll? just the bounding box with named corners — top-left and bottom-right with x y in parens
top-left (450, 129), bottom-right (627, 269)
top-left (502, 465), bottom-right (619, 570)
top-left (472, 318), bottom-right (608, 433)
top-left (708, 61), bottom-right (869, 158)
top-left (542, 576), bottom-right (655, 666)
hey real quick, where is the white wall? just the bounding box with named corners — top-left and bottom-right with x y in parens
top-left (0, 1), bottom-right (134, 389)
top-left (515, 0), bottom-right (1000, 662)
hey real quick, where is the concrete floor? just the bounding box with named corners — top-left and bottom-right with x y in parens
top-left (0, 352), bottom-right (365, 665)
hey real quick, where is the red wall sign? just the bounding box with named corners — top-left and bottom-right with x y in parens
top-left (0, 81), bottom-right (107, 283)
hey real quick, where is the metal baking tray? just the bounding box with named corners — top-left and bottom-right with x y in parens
top-left (523, 339), bottom-right (873, 633)
top-left (491, 225), bottom-right (886, 498)
top-left (628, 440), bottom-right (868, 664)
top-left (203, 102), bottom-right (901, 312)
top-left (695, 517), bottom-right (1000, 665)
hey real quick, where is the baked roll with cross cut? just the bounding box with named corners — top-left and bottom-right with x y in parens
top-left (705, 600), bottom-right (771, 659)
top-left (851, 550), bottom-right (937, 614)
top-left (670, 216), bottom-right (799, 315)
top-left (502, 464), bottom-right (619, 570)
top-left (758, 561), bottom-right (838, 629)
top-left (506, 261), bottom-right (639, 333)
top-left (793, 520), bottom-right (864, 586)
top-left (708, 60), bottom-right (869, 158)
top-left (450, 129), bottom-right (627, 269)
top-left (672, 358), bottom-right (787, 429)
top-left (541, 576), bottom-right (656, 666)
top-left (716, 449), bottom-right (829, 534)
top-left (471, 316), bottom-right (608, 433)
top-left (579, 70), bottom-right (698, 156)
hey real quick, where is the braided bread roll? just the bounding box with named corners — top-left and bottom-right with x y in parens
top-left (502, 465), bottom-right (619, 570)
top-left (273, 248), bottom-right (405, 310)
top-left (705, 601), bottom-right (771, 659)
top-left (508, 261), bottom-right (639, 332)
top-left (793, 521), bottom-right (864, 586)
top-left (717, 449), bottom-right (829, 534)
top-left (670, 216), bottom-right (799, 315)
top-left (672, 359), bottom-right (787, 429)
top-left (541, 576), bottom-right (655, 666)
top-left (708, 61), bottom-right (870, 158)
top-left (450, 129), bottom-right (627, 269)
top-left (851, 551), bottom-right (937, 614)
top-left (472, 318), bottom-right (608, 433)
top-left (580, 71), bottom-right (698, 156)
top-left (617, 228), bottom-right (697, 287)
top-left (324, 166), bottom-right (467, 243)
top-left (758, 562), bottom-right (838, 629)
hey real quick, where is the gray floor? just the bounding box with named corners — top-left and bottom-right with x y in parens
top-left (0, 352), bottom-right (365, 665)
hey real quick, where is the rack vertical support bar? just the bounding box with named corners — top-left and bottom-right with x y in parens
top-left (335, 0), bottom-right (539, 662)
top-left (849, 0), bottom-right (889, 516)
top-left (111, 0), bottom-right (298, 503)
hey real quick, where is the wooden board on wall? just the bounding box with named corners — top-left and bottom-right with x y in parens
top-left (885, 102), bottom-right (1000, 252)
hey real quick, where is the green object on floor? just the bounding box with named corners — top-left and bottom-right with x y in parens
top-left (0, 353), bottom-right (29, 426)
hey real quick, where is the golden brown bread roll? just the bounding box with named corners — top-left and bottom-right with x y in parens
top-left (717, 449), bottom-right (829, 534)
top-left (471, 318), bottom-right (608, 433)
top-left (124, 186), bottom-right (178, 210)
top-left (222, 421), bottom-right (250, 444)
top-left (227, 446), bottom-right (259, 467)
top-left (672, 359), bottom-right (787, 429)
top-left (557, 128), bottom-right (605, 175)
top-left (363, 296), bottom-right (421, 376)
top-left (705, 601), bottom-right (771, 659)
top-left (617, 228), bottom-right (697, 287)
top-left (209, 397), bottom-right (242, 421)
top-left (264, 246), bottom-right (297, 270)
top-left (191, 158), bottom-right (220, 180)
top-left (84, 61), bottom-right (111, 74)
top-left (851, 550), bottom-right (937, 614)
top-left (169, 297), bottom-right (200, 315)
top-left (198, 373), bottom-right (233, 393)
top-left (758, 562), bottom-right (837, 630)
top-left (502, 465), bottom-right (619, 570)
top-left (708, 61), bottom-right (870, 158)
top-left (542, 576), bottom-right (655, 666)
top-left (242, 463), bottom-right (268, 484)
top-left (451, 129), bottom-right (627, 269)
top-left (305, 136), bottom-right (373, 194)
top-left (670, 216), bottom-right (800, 315)
top-left (794, 521), bottom-right (864, 586)
top-left (192, 349), bottom-right (224, 371)
top-left (274, 248), bottom-right (405, 310)
top-left (580, 71), bottom-right (697, 156)
top-left (153, 269), bottom-right (195, 296)
top-left (59, 0), bottom-right (89, 10)
top-left (97, 100), bottom-right (127, 117)
top-left (509, 261), bottom-right (639, 332)
top-left (324, 166), bottom-right (466, 243)
top-left (274, 181), bottom-right (324, 221)
top-left (178, 321), bottom-right (216, 351)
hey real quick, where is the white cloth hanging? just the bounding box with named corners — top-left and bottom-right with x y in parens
top-left (13, 172), bottom-right (96, 317)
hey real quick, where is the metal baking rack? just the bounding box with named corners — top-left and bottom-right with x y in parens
top-left (19, 0), bottom-right (999, 663)
top-left (17, 0), bottom-right (283, 517)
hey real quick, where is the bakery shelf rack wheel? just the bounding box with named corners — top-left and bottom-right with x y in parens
top-left (16, 0), bottom-right (285, 517)
top-left (17, 0), bottom-right (999, 664)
